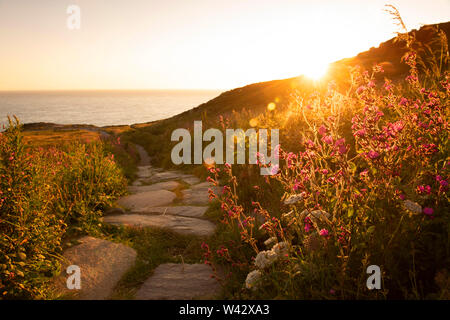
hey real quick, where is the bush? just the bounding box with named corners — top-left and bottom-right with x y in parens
top-left (0, 118), bottom-right (127, 298)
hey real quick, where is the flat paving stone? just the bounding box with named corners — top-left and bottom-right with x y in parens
top-left (182, 190), bottom-right (210, 205)
top-left (53, 236), bottom-right (136, 300)
top-left (182, 184), bottom-right (220, 205)
top-left (135, 263), bottom-right (220, 300)
top-left (103, 214), bottom-right (215, 237)
top-left (117, 189), bottom-right (176, 211)
top-left (150, 171), bottom-right (194, 183)
top-left (139, 206), bottom-right (208, 218)
top-left (127, 181), bottom-right (179, 194)
top-left (131, 180), bottom-right (143, 186)
top-left (190, 181), bottom-right (215, 190)
top-left (136, 165), bottom-right (154, 179)
top-left (182, 176), bottom-right (201, 185)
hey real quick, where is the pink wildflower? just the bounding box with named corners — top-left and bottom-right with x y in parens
top-left (304, 223), bottom-right (312, 233)
top-left (423, 207), bottom-right (434, 216)
top-left (318, 125), bottom-right (327, 136)
top-left (322, 135), bottom-right (333, 144)
top-left (367, 150), bottom-right (380, 159)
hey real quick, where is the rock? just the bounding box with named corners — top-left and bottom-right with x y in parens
top-left (117, 190), bottom-right (176, 211)
top-left (53, 236), bottom-right (136, 300)
top-left (132, 180), bottom-right (143, 186)
top-left (103, 214), bottom-right (215, 237)
top-left (150, 171), bottom-right (194, 183)
top-left (182, 184), bottom-right (220, 205)
top-left (182, 176), bottom-right (201, 185)
top-left (182, 190), bottom-right (210, 205)
top-left (135, 263), bottom-right (220, 300)
top-left (136, 165), bottom-right (154, 179)
top-left (190, 181), bottom-right (214, 189)
top-left (140, 206), bottom-right (208, 218)
top-left (127, 181), bottom-right (179, 194)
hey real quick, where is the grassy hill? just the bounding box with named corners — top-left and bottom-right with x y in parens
top-left (148, 21), bottom-right (449, 125)
top-left (120, 21), bottom-right (448, 168)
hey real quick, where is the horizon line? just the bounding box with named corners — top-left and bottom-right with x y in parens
top-left (0, 88), bottom-right (225, 93)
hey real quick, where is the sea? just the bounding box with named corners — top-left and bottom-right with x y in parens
top-left (0, 90), bottom-right (222, 128)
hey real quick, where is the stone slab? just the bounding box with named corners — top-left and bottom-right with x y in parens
top-left (135, 263), bottom-right (220, 300)
top-left (138, 206), bottom-right (208, 218)
top-left (53, 236), bottom-right (136, 300)
top-left (127, 181), bottom-right (179, 194)
top-left (117, 190), bottom-right (176, 211)
top-left (103, 214), bottom-right (215, 237)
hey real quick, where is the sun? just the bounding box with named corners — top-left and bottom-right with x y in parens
top-left (301, 62), bottom-right (330, 81)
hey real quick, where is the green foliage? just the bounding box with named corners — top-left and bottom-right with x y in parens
top-left (0, 118), bottom-right (127, 298)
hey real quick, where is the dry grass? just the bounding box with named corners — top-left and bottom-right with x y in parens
top-left (22, 129), bottom-right (101, 147)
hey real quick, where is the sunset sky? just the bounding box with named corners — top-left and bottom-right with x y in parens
top-left (0, 0), bottom-right (449, 91)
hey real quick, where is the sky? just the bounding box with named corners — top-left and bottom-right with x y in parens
top-left (0, 0), bottom-right (449, 91)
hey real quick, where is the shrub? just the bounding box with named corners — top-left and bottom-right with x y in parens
top-left (0, 118), bottom-right (126, 298)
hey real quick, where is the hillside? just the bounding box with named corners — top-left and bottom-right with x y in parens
top-left (135, 21), bottom-right (449, 130)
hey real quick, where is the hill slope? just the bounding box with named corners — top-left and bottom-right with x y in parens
top-left (142, 21), bottom-right (449, 128)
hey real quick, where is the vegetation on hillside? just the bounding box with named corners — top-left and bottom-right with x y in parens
top-left (123, 13), bottom-right (449, 299)
top-left (201, 17), bottom-right (449, 299)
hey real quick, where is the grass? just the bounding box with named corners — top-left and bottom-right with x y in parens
top-left (22, 129), bottom-right (101, 147)
top-left (22, 128), bottom-right (140, 183)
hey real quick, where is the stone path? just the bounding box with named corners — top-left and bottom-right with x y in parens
top-left (55, 144), bottom-right (221, 300)
top-left (103, 144), bottom-right (221, 299)
top-left (103, 146), bottom-right (220, 238)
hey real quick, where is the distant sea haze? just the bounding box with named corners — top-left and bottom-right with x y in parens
top-left (0, 90), bottom-right (222, 128)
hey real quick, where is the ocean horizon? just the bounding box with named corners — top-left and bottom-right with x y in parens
top-left (0, 89), bottom-right (222, 128)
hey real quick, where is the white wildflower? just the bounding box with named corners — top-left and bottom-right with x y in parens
top-left (403, 200), bottom-right (422, 214)
top-left (255, 242), bottom-right (289, 269)
top-left (284, 193), bottom-right (304, 205)
top-left (299, 209), bottom-right (310, 219)
top-left (245, 270), bottom-right (262, 290)
top-left (254, 250), bottom-right (278, 269)
top-left (309, 210), bottom-right (331, 221)
top-left (264, 237), bottom-right (277, 248)
top-left (272, 241), bottom-right (289, 257)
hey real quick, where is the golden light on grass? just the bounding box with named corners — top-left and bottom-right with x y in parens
top-left (267, 102), bottom-right (276, 111)
top-left (23, 130), bottom-right (100, 147)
